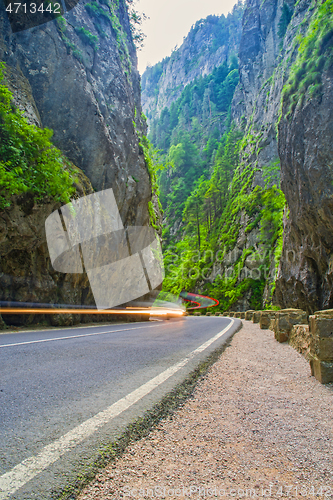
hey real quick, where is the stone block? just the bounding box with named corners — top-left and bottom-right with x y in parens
top-left (239, 312), bottom-right (245, 319)
top-left (253, 311), bottom-right (261, 323)
top-left (275, 329), bottom-right (289, 343)
top-left (259, 311), bottom-right (277, 329)
top-left (308, 315), bottom-right (333, 362)
top-left (317, 338), bottom-right (333, 362)
top-left (310, 358), bottom-right (333, 384)
top-left (313, 309), bottom-right (333, 318)
top-left (245, 310), bottom-right (255, 320)
top-left (309, 316), bottom-right (333, 338)
top-left (289, 324), bottom-right (311, 359)
top-left (272, 309), bottom-right (308, 342)
top-left (206, 312), bottom-right (212, 316)
top-left (234, 312), bottom-right (241, 318)
top-left (229, 312), bottom-right (235, 317)
top-left (222, 312), bottom-right (229, 316)
top-left (280, 308), bottom-right (306, 313)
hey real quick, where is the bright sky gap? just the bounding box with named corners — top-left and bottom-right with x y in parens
top-left (136, 0), bottom-right (239, 74)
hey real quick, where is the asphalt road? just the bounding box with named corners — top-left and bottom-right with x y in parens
top-left (0, 316), bottom-right (240, 500)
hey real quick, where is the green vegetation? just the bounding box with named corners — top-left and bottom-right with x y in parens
top-left (56, 17), bottom-right (85, 63)
top-left (74, 26), bottom-right (99, 51)
top-left (278, 3), bottom-right (293, 40)
top-left (147, 52), bottom-right (285, 310)
top-left (262, 158), bottom-right (280, 188)
top-left (143, 0), bottom-right (294, 311)
top-left (126, 0), bottom-right (147, 49)
top-left (56, 15), bottom-right (66, 33)
top-left (281, 0), bottom-right (333, 120)
top-left (139, 135), bottom-right (164, 230)
top-left (57, 0), bottom-right (135, 71)
top-left (84, 1), bottom-right (111, 22)
top-left (141, 3), bottom-right (243, 102)
top-left (152, 60), bottom-right (239, 227)
top-left (0, 63), bottom-right (76, 209)
top-left (106, 0), bottom-right (131, 67)
top-left (150, 63), bottom-right (239, 153)
top-left (162, 142), bottom-right (285, 311)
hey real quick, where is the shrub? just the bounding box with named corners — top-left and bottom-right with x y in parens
top-left (281, 0), bottom-right (333, 119)
top-left (0, 63), bottom-right (76, 209)
top-left (74, 26), bottom-right (99, 51)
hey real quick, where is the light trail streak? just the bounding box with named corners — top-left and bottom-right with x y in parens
top-left (0, 307), bottom-right (184, 316)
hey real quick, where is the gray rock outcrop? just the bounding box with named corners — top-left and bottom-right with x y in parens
top-left (141, 4), bottom-right (243, 123)
top-left (0, 0), bottom-right (160, 325)
top-left (0, 0), bottom-right (152, 226)
top-left (230, 0), bottom-right (333, 313)
top-left (275, 66), bottom-right (333, 312)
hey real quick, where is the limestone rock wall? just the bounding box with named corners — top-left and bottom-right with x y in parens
top-left (0, 0), bottom-right (159, 325)
top-left (229, 0), bottom-right (333, 312)
top-left (141, 4), bottom-right (243, 124)
top-left (0, 0), bottom-right (151, 227)
top-left (199, 0), bottom-right (301, 310)
top-left (275, 65), bottom-right (333, 312)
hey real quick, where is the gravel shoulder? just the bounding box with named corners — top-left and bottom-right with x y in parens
top-left (77, 321), bottom-right (333, 500)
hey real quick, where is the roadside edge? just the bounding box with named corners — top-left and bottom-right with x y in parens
top-left (56, 318), bottom-right (242, 500)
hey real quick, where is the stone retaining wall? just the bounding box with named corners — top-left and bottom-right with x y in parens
top-left (289, 324), bottom-right (311, 359)
top-left (308, 310), bottom-right (333, 384)
top-left (198, 306), bottom-right (333, 384)
top-left (253, 311), bottom-right (261, 323)
top-left (271, 309), bottom-right (308, 343)
top-left (259, 311), bottom-right (277, 330)
top-left (245, 310), bottom-right (255, 320)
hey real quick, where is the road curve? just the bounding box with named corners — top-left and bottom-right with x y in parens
top-left (0, 316), bottom-right (241, 500)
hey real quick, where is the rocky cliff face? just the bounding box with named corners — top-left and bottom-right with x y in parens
top-left (224, 0), bottom-right (298, 308)
top-left (231, 0), bottom-right (333, 312)
top-left (275, 45), bottom-right (333, 312)
top-left (144, 0), bottom-right (333, 314)
top-left (0, 0), bottom-right (151, 226)
top-left (0, 0), bottom-right (158, 326)
top-left (140, 0), bottom-right (286, 312)
top-left (141, 3), bottom-right (243, 124)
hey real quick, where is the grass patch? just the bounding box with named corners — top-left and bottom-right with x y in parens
top-left (74, 26), bottom-right (99, 51)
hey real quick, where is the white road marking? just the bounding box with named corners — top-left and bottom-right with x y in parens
top-left (0, 319), bottom-right (234, 499)
top-left (0, 324), bottom-right (164, 348)
top-left (0, 321), bottom-right (141, 336)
